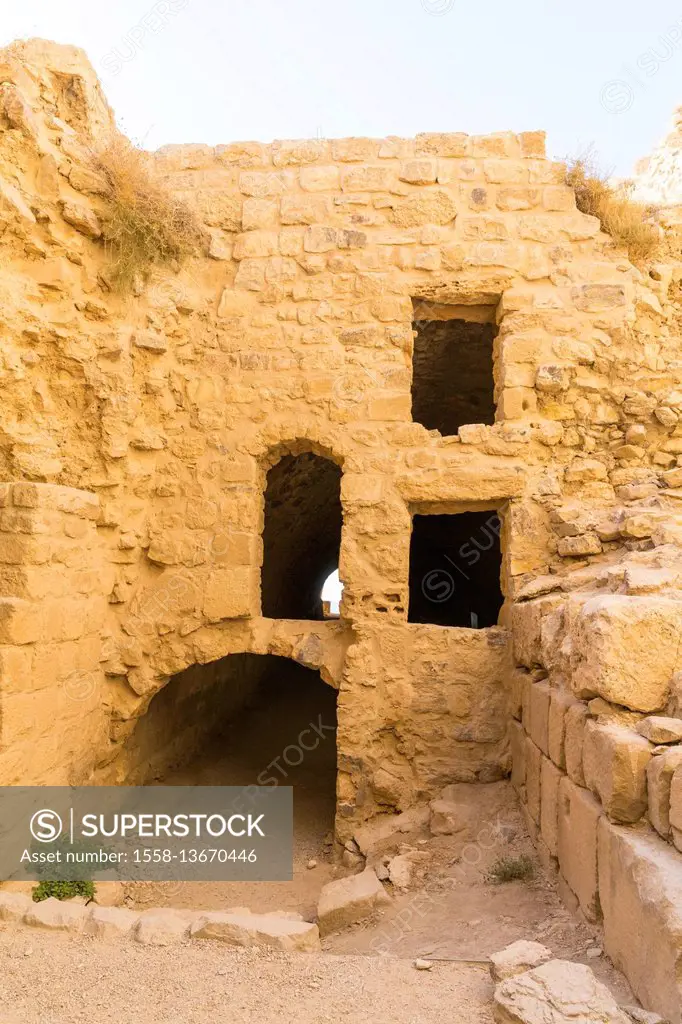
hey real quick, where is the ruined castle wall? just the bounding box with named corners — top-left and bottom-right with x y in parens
top-left (4, 39), bottom-right (682, 883)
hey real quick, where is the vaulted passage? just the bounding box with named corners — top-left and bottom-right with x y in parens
top-left (408, 511), bottom-right (503, 627)
top-left (262, 452), bottom-right (343, 620)
top-left (411, 313), bottom-right (497, 436)
top-left (121, 654), bottom-right (338, 902)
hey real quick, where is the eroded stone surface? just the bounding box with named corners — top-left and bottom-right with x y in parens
top-left (317, 868), bottom-right (390, 936)
top-left (191, 910), bottom-right (320, 952)
top-left (133, 909), bottom-right (193, 946)
top-left (490, 940), bottom-right (553, 982)
top-left (493, 959), bottom-right (631, 1024)
top-left (24, 897), bottom-right (88, 933)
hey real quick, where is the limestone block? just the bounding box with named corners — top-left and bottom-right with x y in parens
top-left (399, 159), bottom-right (437, 184)
top-left (0, 891), bottom-right (32, 922)
top-left (564, 459), bottom-right (608, 483)
top-left (0, 598), bottom-right (42, 645)
top-left (280, 195), bottom-right (329, 225)
top-left (583, 721), bottom-right (652, 823)
top-left (557, 776), bottom-right (601, 922)
top-left (11, 483), bottom-right (99, 519)
top-left (299, 165), bottom-right (340, 191)
top-left (232, 230), bottom-right (279, 260)
top-left (331, 138), bottom-right (379, 162)
top-left (497, 387), bottom-right (537, 419)
top-left (60, 199), bottom-right (101, 239)
top-left (648, 749), bottom-right (682, 839)
top-left (489, 940), bottom-right (553, 981)
top-left (510, 720), bottom-right (526, 792)
top-left (390, 189), bottom-right (457, 228)
top-left (317, 868), bottom-right (390, 936)
top-left (24, 897), bottom-right (88, 933)
top-left (557, 533), bottom-right (602, 557)
top-left (509, 668), bottom-right (529, 720)
top-left (386, 851), bottom-right (430, 890)
top-left (0, 177), bottom-right (35, 222)
top-left (85, 906), bottom-right (139, 938)
top-left (525, 736), bottom-right (542, 824)
top-left (637, 717), bottom-right (682, 744)
top-left (415, 132), bottom-right (470, 157)
top-left (202, 568), bottom-right (256, 621)
top-left (527, 680), bottom-right (551, 756)
top-left (272, 139), bottom-right (326, 166)
top-left (133, 909), bottom-right (192, 945)
top-left (548, 689), bottom-right (578, 770)
top-left (564, 702), bottom-right (588, 786)
top-left (429, 798), bottom-right (472, 836)
top-left (191, 911), bottom-right (320, 952)
top-left (669, 767), bottom-right (682, 850)
top-left (540, 755), bottom-right (563, 858)
top-left (571, 596), bottom-right (682, 711)
top-left (571, 283), bottom-right (628, 311)
top-left (598, 819), bottom-right (682, 1023)
top-left (511, 596), bottom-right (561, 669)
top-left (493, 960), bottom-right (631, 1024)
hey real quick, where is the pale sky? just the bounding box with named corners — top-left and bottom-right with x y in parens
top-left (2, 0), bottom-right (681, 176)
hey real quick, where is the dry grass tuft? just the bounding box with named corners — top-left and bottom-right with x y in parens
top-left (93, 137), bottom-right (203, 290)
top-left (486, 855), bottom-right (535, 884)
top-left (565, 152), bottom-right (662, 265)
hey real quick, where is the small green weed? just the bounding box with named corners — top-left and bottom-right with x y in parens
top-left (32, 879), bottom-right (96, 902)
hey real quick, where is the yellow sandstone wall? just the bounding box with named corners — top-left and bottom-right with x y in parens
top-left (6, 53), bottom-right (682, 1002)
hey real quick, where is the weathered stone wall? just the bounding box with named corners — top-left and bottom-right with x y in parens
top-left (4, 36), bottom-right (682, 902)
top-left (511, 546), bottom-right (682, 1020)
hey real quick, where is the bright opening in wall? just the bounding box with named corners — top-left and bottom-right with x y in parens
top-left (408, 510), bottom-right (503, 628)
top-left (321, 569), bottom-right (343, 619)
top-left (411, 304), bottom-right (497, 436)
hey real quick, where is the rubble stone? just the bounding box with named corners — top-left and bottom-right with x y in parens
top-left (493, 959), bottom-right (631, 1024)
top-left (489, 940), bottom-right (553, 981)
top-left (317, 868), bottom-right (390, 936)
top-left (190, 910), bottom-right (320, 952)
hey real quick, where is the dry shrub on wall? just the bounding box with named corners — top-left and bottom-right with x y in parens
top-left (93, 137), bottom-right (203, 290)
top-left (565, 152), bottom-right (662, 265)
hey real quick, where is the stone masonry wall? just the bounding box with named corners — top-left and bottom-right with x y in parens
top-left (5, 49), bottom-right (682, 1013)
top-left (511, 550), bottom-right (682, 1021)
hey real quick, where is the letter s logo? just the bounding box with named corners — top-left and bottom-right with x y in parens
top-left (30, 809), bottom-right (63, 843)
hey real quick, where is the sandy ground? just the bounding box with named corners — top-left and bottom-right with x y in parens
top-left (114, 671), bottom-right (633, 1009)
top-left (325, 789), bottom-right (633, 1005)
top-left (0, 930), bottom-right (495, 1024)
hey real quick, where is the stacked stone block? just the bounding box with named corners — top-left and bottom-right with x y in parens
top-left (0, 483), bottom-right (110, 784)
top-left (511, 580), bottom-right (682, 1020)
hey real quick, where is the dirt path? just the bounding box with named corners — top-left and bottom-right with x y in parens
top-left (0, 930), bottom-right (495, 1024)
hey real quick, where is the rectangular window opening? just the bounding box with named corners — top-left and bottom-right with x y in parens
top-left (411, 303), bottom-right (497, 436)
top-left (408, 511), bottom-right (503, 628)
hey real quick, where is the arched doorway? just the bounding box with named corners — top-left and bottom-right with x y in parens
top-left (117, 653), bottom-right (338, 907)
top-left (261, 451), bottom-right (342, 620)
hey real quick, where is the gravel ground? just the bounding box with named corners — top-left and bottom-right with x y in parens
top-left (0, 929), bottom-right (495, 1024)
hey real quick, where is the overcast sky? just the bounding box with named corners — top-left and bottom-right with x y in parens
top-left (2, 0), bottom-right (681, 174)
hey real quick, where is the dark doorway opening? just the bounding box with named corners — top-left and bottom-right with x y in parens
top-left (408, 511), bottom-right (503, 627)
top-left (262, 452), bottom-right (342, 619)
top-left (411, 315), bottom-right (497, 435)
top-left (123, 654), bottom-right (338, 912)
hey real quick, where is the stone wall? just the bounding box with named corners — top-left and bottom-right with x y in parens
top-left (4, 50), bottom-right (682, 1007)
top-left (511, 548), bottom-right (682, 1020)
